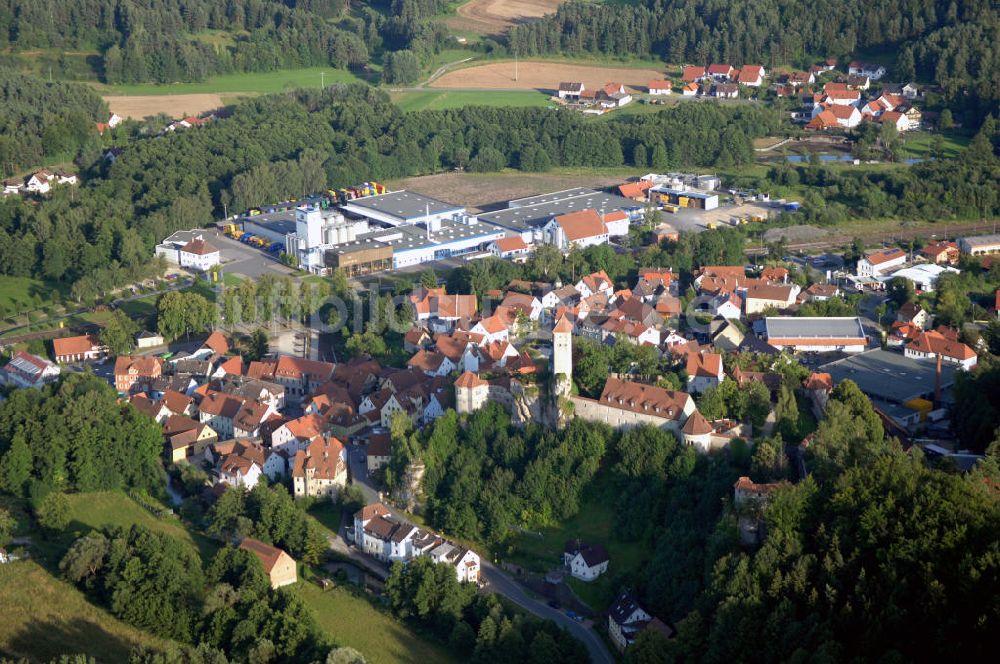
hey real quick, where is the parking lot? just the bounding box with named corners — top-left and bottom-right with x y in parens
top-left (207, 230), bottom-right (297, 279)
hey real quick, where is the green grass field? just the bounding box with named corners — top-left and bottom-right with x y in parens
top-left (97, 66), bottom-right (364, 96)
top-left (899, 130), bottom-right (970, 159)
top-left (296, 582), bottom-right (459, 664)
top-left (0, 561), bottom-right (169, 663)
top-left (0, 276), bottom-right (64, 316)
top-left (392, 89), bottom-right (553, 112)
top-left (505, 476), bottom-right (648, 610)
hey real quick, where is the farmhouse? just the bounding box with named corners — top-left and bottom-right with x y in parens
top-left (921, 241), bottom-right (959, 264)
top-left (563, 540), bottom-right (609, 581)
top-left (764, 317), bottom-right (867, 353)
top-left (682, 65), bottom-right (707, 82)
top-left (848, 61), bottom-right (887, 80)
top-left (558, 82), bottom-right (584, 100)
top-left (737, 65), bottom-right (766, 87)
top-left (489, 235), bottom-right (532, 262)
top-left (648, 80), bottom-right (672, 95)
top-left (239, 538), bottom-right (297, 589)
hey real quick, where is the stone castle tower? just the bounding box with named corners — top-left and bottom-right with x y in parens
top-left (552, 314), bottom-right (573, 396)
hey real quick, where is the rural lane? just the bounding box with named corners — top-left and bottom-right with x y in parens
top-left (480, 561), bottom-right (615, 664)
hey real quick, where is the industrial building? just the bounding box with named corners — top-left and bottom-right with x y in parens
top-left (958, 234), bottom-right (1000, 256)
top-left (764, 317), bottom-right (868, 353)
top-left (821, 349), bottom-right (955, 404)
top-left (325, 216), bottom-right (504, 276)
top-left (639, 173), bottom-right (720, 211)
top-left (340, 190), bottom-right (466, 227)
top-left (478, 187), bottom-right (643, 241)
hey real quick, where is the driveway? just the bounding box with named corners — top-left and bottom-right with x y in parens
top-left (208, 231), bottom-right (296, 279)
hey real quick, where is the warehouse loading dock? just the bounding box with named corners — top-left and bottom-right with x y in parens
top-left (650, 186), bottom-right (719, 211)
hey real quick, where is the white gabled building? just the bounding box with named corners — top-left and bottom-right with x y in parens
top-left (856, 247), bottom-right (907, 278)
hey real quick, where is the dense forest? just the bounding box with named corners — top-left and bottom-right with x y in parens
top-left (0, 0), bottom-right (458, 85)
top-left (0, 69), bottom-right (106, 176)
top-left (0, 373), bottom-right (164, 496)
top-left (509, 0), bottom-right (1000, 126)
top-left (398, 377), bottom-right (1000, 662)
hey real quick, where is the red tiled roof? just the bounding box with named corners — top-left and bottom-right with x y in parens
top-left (647, 80), bottom-right (672, 90)
top-left (454, 371), bottom-right (487, 389)
top-left (240, 537), bottom-right (292, 572)
top-left (203, 330), bottom-right (229, 355)
top-left (291, 436), bottom-right (345, 481)
top-left (598, 377), bottom-right (689, 420)
top-left (865, 248), bottom-right (906, 265)
top-left (682, 65), bottom-right (706, 81)
top-left (906, 330), bottom-right (976, 361)
top-left (555, 209), bottom-right (607, 242)
top-left (803, 372), bottom-right (833, 391)
top-left (681, 409), bottom-right (713, 435)
top-left (181, 238), bottom-right (218, 256)
top-left (53, 334), bottom-right (102, 358)
top-left (686, 352), bottom-right (722, 378)
top-left (495, 236), bottom-right (529, 253)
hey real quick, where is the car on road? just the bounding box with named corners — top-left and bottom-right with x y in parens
top-left (547, 600), bottom-right (560, 609)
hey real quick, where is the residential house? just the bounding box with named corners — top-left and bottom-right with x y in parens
top-left (598, 82), bottom-right (632, 108)
top-left (563, 540), bottom-right (609, 581)
top-left (743, 283), bottom-right (800, 314)
top-left (239, 538), bottom-right (297, 589)
top-left (845, 74), bottom-right (870, 90)
top-left (686, 352), bottom-right (725, 393)
top-left (1, 351), bottom-right (60, 389)
top-left (470, 311), bottom-right (510, 344)
top-left (681, 65), bottom-right (707, 82)
top-left (164, 415), bottom-right (217, 463)
top-left (679, 408), bottom-right (714, 452)
top-left (500, 291), bottom-right (544, 321)
top-left (366, 432), bottom-right (392, 475)
top-left (571, 376), bottom-right (696, 434)
top-left (213, 440), bottom-right (283, 489)
top-left (403, 327), bottom-right (432, 353)
top-left (712, 83), bottom-right (739, 99)
top-left (807, 104), bottom-right (861, 129)
top-left (232, 399), bottom-right (277, 439)
top-left (558, 82), bottom-right (584, 100)
top-left (353, 503), bottom-right (480, 583)
top-left (576, 270), bottom-right (615, 300)
top-left (608, 592), bottom-right (673, 652)
top-left (129, 394), bottom-right (172, 424)
top-left (114, 356), bottom-right (163, 394)
top-left (271, 413), bottom-right (326, 455)
top-left (710, 292), bottom-right (743, 319)
top-left (880, 111), bottom-right (910, 132)
top-left (681, 82), bottom-right (699, 96)
top-left (272, 356), bottom-right (335, 402)
top-left (489, 236), bottom-right (533, 262)
top-left (648, 80), bottom-right (672, 95)
top-left (135, 330), bottom-right (164, 350)
top-left (921, 241), bottom-right (959, 265)
top-left (802, 372), bottom-right (833, 414)
top-left (857, 247), bottom-right (907, 278)
top-left (544, 209), bottom-right (609, 251)
top-left (896, 302), bottom-right (930, 330)
top-left (904, 330), bottom-right (977, 370)
top-left (847, 61), bottom-right (886, 80)
top-left (737, 65), bottom-right (765, 87)
top-left (710, 318), bottom-right (745, 352)
top-left (179, 237), bottom-right (220, 272)
top-left (786, 71), bottom-right (815, 86)
top-left (198, 391), bottom-right (245, 438)
top-left (707, 64), bottom-right (735, 80)
top-left (52, 334), bottom-right (106, 363)
top-left (804, 283), bottom-right (841, 301)
top-left (407, 349), bottom-right (456, 377)
top-left (292, 436), bottom-right (348, 500)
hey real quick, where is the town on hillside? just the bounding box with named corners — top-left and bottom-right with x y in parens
top-left (3, 170), bottom-right (998, 660)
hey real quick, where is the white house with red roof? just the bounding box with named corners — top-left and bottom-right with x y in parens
top-left (489, 236), bottom-right (533, 262)
top-left (179, 236), bottom-right (220, 271)
top-left (682, 65), bottom-right (707, 82)
top-left (601, 210), bottom-right (630, 237)
top-left (848, 61), bottom-right (887, 80)
top-left (647, 80), bottom-right (672, 95)
top-left (737, 65), bottom-right (766, 87)
top-left (707, 64), bottom-right (735, 80)
top-left (575, 270), bottom-right (615, 299)
top-left (686, 352), bottom-right (725, 393)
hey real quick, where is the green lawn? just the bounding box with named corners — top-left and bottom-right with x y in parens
top-left (38, 491), bottom-right (221, 564)
top-left (296, 582), bottom-right (459, 664)
top-left (504, 476), bottom-right (648, 611)
top-left (97, 66), bottom-right (364, 96)
top-left (0, 276), bottom-right (64, 316)
top-left (308, 500), bottom-right (344, 536)
top-left (392, 89), bottom-right (553, 112)
top-left (0, 561), bottom-right (169, 663)
top-left (899, 130), bottom-right (969, 159)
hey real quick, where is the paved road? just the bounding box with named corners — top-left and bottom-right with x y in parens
top-left (340, 456), bottom-right (613, 664)
top-left (479, 561), bottom-right (614, 664)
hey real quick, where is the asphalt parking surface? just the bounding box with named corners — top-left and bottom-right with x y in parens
top-left (207, 231), bottom-right (296, 279)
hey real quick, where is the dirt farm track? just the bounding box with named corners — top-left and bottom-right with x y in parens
top-left (447, 0), bottom-right (563, 34)
top-left (103, 94), bottom-right (226, 120)
top-left (429, 61), bottom-right (665, 93)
